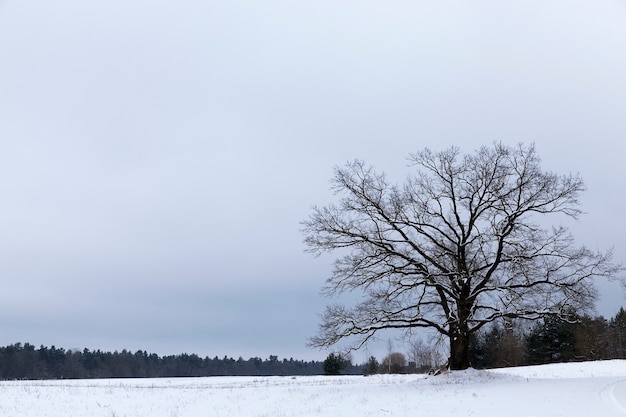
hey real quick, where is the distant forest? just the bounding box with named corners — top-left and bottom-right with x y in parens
top-left (3, 307), bottom-right (626, 380)
top-left (0, 346), bottom-right (363, 380)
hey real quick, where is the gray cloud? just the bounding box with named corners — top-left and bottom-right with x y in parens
top-left (0, 0), bottom-right (625, 361)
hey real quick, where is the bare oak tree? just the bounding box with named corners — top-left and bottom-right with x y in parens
top-left (303, 143), bottom-right (621, 370)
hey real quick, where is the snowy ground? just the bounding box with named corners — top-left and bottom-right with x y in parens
top-left (1, 360), bottom-right (626, 417)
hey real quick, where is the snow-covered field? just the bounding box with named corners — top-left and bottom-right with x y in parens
top-left (1, 360), bottom-right (626, 417)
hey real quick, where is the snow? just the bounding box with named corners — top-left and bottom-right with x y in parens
top-left (1, 360), bottom-right (626, 416)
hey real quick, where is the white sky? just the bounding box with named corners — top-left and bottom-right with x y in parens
top-left (1, 0), bottom-right (625, 361)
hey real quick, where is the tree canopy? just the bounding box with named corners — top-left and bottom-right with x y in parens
top-left (303, 142), bottom-right (621, 370)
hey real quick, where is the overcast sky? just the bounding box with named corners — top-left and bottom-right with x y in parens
top-left (1, 0), bottom-right (625, 362)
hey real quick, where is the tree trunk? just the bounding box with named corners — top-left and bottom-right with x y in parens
top-left (449, 331), bottom-right (470, 370)
top-left (449, 300), bottom-right (471, 370)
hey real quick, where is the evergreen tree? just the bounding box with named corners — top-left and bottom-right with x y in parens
top-left (608, 308), bottom-right (626, 358)
top-left (526, 316), bottom-right (576, 364)
top-left (363, 356), bottom-right (379, 375)
top-left (323, 353), bottom-right (346, 375)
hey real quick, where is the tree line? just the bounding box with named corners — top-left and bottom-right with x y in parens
top-left (3, 302), bottom-right (626, 380)
top-left (0, 346), bottom-right (365, 380)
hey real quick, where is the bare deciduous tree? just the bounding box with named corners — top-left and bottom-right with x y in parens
top-left (303, 143), bottom-right (622, 370)
top-left (380, 352), bottom-right (407, 374)
top-left (408, 338), bottom-right (441, 372)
